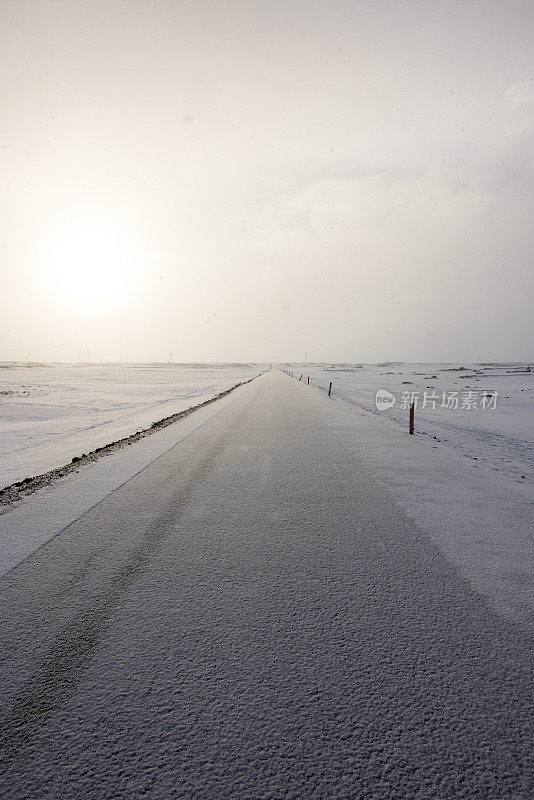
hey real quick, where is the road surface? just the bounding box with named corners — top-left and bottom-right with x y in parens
top-left (0, 370), bottom-right (532, 799)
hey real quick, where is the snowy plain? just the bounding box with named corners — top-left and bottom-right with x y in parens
top-left (285, 362), bottom-right (534, 628)
top-left (286, 361), bottom-right (533, 485)
top-left (0, 363), bottom-right (260, 489)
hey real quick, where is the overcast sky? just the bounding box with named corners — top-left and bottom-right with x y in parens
top-left (1, 0), bottom-right (533, 363)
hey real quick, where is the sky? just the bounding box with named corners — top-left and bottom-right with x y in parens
top-left (1, 0), bottom-right (533, 363)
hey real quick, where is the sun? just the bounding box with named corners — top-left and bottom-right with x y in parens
top-left (49, 225), bottom-right (130, 313)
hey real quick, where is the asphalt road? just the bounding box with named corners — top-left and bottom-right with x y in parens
top-left (0, 370), bottom-right (532, 799)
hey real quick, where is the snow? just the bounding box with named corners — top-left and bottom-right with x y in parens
top-left (284, 363), bottom-right (534, 627)
top-left (286, 361), bottom-right (533, 484)
top-left (0, 363), bottom-right (260, 489)
top-left (0, 370), bottom-right (531, 799)
top-left (0, 362), bottom-right (532, 626)
top-left (0, 379), bottom-right (256, 577)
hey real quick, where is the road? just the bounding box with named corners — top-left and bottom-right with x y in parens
top-left (0, 370), bottom-right (532, 799)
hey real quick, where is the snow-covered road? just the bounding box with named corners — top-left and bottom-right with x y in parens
top-left (0, 370), bottom-right (532, 799)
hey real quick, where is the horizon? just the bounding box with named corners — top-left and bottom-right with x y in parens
top-left (2, 358), bottom-right (532, 368)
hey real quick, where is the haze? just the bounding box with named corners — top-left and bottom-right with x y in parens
top-left (1, 0), bottom-right (533, 363)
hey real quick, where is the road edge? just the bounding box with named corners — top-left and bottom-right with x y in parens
top-left (0, 373), bottom-right (264, 512)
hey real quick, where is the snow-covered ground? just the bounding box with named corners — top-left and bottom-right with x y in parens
top-left (0, 361), bottom-right (532, 626)
top-left (1, 371), bottom-right (531, 799)
top-left (285, 362), bottom-right (533, 486)
top-left (0, 363), bottom-right (260, 489)
top-left (283, 362), bottom-right (534, 627)
top-left (0, 380), bottom-right (257, 576)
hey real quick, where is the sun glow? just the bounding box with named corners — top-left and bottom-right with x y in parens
top-left (49, 226), bottom-right (132, 314)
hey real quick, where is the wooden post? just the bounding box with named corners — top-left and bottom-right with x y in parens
top-left (307, 376), bottom-right (310, 385)
top-left (409, 402), bottom-right (415, 434)
top-left (328, 381), bottom-right (332, 396)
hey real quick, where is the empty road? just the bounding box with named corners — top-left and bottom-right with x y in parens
top-left (0, 370), bottom-right (532, 799)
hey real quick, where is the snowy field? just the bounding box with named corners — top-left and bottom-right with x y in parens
top-left (0, 363), bottom-right (260, 489)
top-left (284, 362), bottom-right (534, 626)
top-left (285, 362), bottom-right (534, 486)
